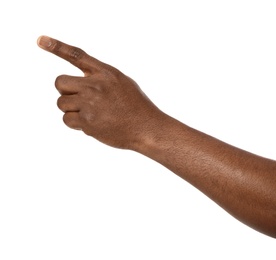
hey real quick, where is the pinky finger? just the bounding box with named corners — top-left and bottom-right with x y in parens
top-left (63, 112), bottom-right (82, 130)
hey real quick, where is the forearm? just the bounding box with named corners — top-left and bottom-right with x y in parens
top-left (134, 113), bottom-right (276, 238)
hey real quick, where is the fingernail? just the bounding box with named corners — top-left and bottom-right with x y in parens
top-left (37, 36), bottom-right (52, 48)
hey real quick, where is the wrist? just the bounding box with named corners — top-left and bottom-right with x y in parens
top-left (132, 112), bottom-right (186, 159)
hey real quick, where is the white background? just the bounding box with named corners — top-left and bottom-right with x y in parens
top-left (0, 0), bottom-right (275, 259)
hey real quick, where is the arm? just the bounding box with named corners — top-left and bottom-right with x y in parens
top-left (37, 36), bottom-right (276, 238)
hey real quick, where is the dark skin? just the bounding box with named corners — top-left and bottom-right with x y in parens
top-left (37, 36), bottom-right (276, 238)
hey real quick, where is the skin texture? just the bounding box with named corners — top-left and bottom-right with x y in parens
top-left (37, 36), bottom-right (276, 238)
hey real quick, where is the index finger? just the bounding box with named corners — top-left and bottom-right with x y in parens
top-left (37, 35), bottom-right (100, 74)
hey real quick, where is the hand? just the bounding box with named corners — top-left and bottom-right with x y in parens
top-left (37, 36), bottom-right (164, 149)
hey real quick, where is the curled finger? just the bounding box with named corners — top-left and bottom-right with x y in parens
top-left (63, 112), bottom-right (82, 130)
top-left (57, 95), bottom-right (80, 112)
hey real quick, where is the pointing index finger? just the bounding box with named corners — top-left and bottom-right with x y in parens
top-left (37, 35), bottom-right (100, 74)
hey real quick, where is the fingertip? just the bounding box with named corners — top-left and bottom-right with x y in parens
top-left (37, 35), bottom-right (53, 49)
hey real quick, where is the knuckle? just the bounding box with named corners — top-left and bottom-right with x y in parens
top-left (63, 113), bottom-right (80, 130)
top-left (63, 113), bottom-right (71, 125)
top-left (50, 40), bottom-right (62, 53)
top-left (55, 75), bottom-right (66, 89)
top-left (87, 80), bottom-right (105, 93)
top-left (79, 109), bottom-right (95, 123)
top-left (57, 96), bottom-right (66, 111)
top-left (103, 66), bottom-right (120, 78)
top-left (69, 47), bottom-right (85, 61)
top-left (55, 75), bottom-right (72, 94)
